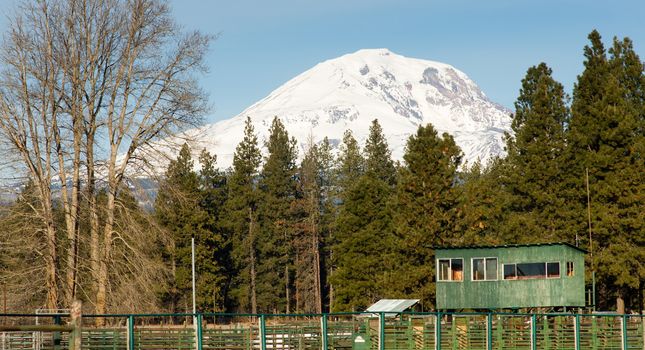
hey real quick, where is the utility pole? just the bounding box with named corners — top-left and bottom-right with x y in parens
top-left (191, 235), bottom-right (196, 315)
top-left (192, 235), bottom-right (198, 350)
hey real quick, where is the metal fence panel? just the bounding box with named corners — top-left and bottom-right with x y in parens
top-left (1, 312), bottom-right (644, 350)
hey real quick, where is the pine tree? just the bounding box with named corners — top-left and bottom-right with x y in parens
top-left (316, 137), bottom-right (337, 312)
top-left (331, 120), bottom-right (396, 311)
top-left (195, 149), bottom-right (228, 312)
top-left (331, 175), bottom-right (393, 311)
top-left (364, 119), bottom-right (396, 185)
top-left (390, 124), bottom-right (463, 308)
top-left (328, 131), bottom-right (364, 309)
top-left (336, 130), bottom-right (364, 197)
top-left (499, 63), bottom-right (571, 243)
top-left (256, 117), bottom-right (298, 313)
top-left (457, 160), bottom-right (508, 246)
top-left (291, 137), bottom-right (324, 313)
top-left (155, 144), bottom-right (213, 312)
top-left (568, 31), bottom-right (644, 311)
top-left (222, 117), bottom-right (262, 313)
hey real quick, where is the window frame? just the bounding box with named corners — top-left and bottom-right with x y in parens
top-left (546, 261), bottom-right (561, 279)
top-left (566, 261), bottom-right (574, 277)
top-left (436, 258), bottom-right (464, 282)
top-left (503, 263), bottom-right (517, 280)
top-left (502, 262), bottom-right (562, 280)
top-left (471, 257), bottom-right (498, 281)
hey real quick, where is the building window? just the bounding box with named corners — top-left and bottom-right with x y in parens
top-left (547, 262), bottom-right (560, 278)
top-left (472, 257), bottom-right (497, 281)
top-left (503, 264), bottom-right (517, 280)
top-left (566, 261), bottom-right (574, 277)
top-left (517, 263), bottom-right (546, 279)
top-left (503, 262), bottom-right (562, 280)
top-left (438, 258), bottom-right (463, 281)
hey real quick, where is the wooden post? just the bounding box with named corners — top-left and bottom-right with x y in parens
top-left (69, 300), bottom-right (82, 350)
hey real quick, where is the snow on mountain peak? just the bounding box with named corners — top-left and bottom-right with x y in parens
top-left (186, 49), bottom-right (512, 169)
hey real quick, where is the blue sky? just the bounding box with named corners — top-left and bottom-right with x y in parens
top-left (2, 0), bottom-right (644, 124)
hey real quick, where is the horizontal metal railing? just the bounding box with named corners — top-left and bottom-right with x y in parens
top-left (0, 311), bottom-right (643, 350)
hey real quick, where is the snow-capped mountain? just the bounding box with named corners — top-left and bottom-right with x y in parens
top-left (187, 48), bottom-right (512, 168)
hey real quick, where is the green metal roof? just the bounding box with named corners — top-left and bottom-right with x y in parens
top-left (434, 242), bottom-right (587, 254)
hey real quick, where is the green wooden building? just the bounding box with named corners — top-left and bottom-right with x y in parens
top-left (435, 243), bottom-right (586, 310)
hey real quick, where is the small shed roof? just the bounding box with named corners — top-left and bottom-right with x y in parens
top-left (434, 242), bottom-right (587, 254)
top-left (365, 299), bottom-right (419, 315)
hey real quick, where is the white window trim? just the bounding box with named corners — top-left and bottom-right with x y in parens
top-left (546, 261), bottom-right (561, 279)
top-left (502, 263), bottom-right (517, 280)
top-left (436, 258), bottom-right (464, 282)
top-left (471, 257), bottom-right (498, 281)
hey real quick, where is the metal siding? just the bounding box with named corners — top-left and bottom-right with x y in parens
top-left (436, 244), bottom-right (586, 309)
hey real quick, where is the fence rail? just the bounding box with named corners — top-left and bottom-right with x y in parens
top-left (0, 312), bottom-right (643, 350)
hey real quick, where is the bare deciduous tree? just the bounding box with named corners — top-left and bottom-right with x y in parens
top-left (0, 0), bottom-right (211, 316)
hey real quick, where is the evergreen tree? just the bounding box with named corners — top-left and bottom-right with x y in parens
top-left (328, 131), bottom-right (364, 309)
top-left (456, 160), bottom-right (508, 246)
top-left (256, 117), bottom-right (298, 312)
top-left (390, 124), bottom-right (463, 308)
top-left (331, 175), bottom-right (393, 311)
top-left (336, 130), bottom-right (364, 197)
top-left (316, 137), bottom-right (338, 312)
top-left (223, 117), bottom-right (262, 313)
top-left (364, 119), bottom-right (397, 185)
top-left (291, 138), bottom-right (325, 313)
top-left (568, 31), bottom-right (644, 311)
top-left (155, 144), bottom-right (215, 312)
top-left (499, 63), bottom-right (571, 243)
top-left (196, 149), bottom-right (228, 312)
top-left (331, 120), bottom-right (396, 311)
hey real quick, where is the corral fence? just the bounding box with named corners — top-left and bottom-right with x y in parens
top-left (0, 311), bottom-right (643, 350)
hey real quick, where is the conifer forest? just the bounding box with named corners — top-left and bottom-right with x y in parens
top-left (0, 0), bottom-right (642, 317)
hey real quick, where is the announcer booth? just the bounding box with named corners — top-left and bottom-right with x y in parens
top-left (435, 242), bottom-right (586, 310)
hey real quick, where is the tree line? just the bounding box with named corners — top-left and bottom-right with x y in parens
top-left (155, 29), bottom-right (643, 314)
top-left (0, 1), bottom-right (641, 316)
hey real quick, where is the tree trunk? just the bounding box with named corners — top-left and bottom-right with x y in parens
top-left (249, 208), bottom-right (257, 314)
top-left (313, 225), bottom-right (322, 314)
top-left (42, 195), bottom-right (59, 310)
top-left (617, 294), bottom-right (625, 314)
top-left (63, 115), bottom-right (82, 307)
top-left (96, 186), bottom-right (116, 324)
top-left (285, 265), bottom-right (290, 314)
top-left (295, 250), bottom-right (300, 312)
top-left (86, 131), bottom-right (100, 311)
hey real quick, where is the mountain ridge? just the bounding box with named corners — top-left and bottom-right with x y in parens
top-left (182, 48), bottom-right (513, 168)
